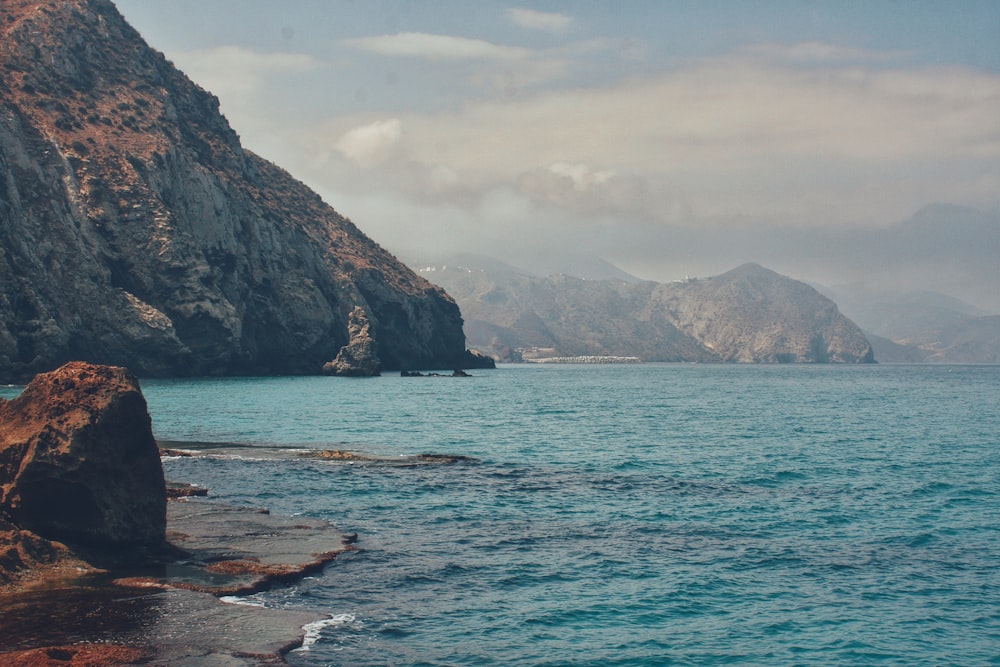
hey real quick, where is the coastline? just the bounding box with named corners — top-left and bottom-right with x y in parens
top-left (0, 497), bottom-right (353, 665)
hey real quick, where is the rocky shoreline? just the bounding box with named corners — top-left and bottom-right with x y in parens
top-left (0, 363), bottom-right (353, 665)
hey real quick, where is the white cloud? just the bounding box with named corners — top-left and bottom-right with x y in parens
top-left (548, 162), bottom-right (616, 191)
top-left (742, 41), bottom-right (901, 64)
top-left (506, 8), bottom-right (574, 33)
top-left (303, 53), bottom-right (1000, 230)
top-left (344, 32), bottom-right (531, 61)
top-left (334, 119), bottom-right (403, 167)
top-left (171, 46), bottom-right (318, 98)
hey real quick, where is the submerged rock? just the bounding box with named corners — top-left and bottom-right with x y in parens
top-left (0, 362), bottom-right (166, 550)
top-left (0, 581), bottom-right (321, 666)
top-left (160, 500), bottom-right (352, 595)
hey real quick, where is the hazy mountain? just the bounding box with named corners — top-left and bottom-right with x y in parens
top-left (418, 259), bottom-right (873, 364)
top-left (831, 204), bottom-right (1000, 314)
top-left (819, 285), bottom-right (985, 340)
top-left (821, 284), bottom-right (1000, 363)
top-left (0, 0), bottom-right (485, 382)
top-left (415, 203), bottom-right (1000, 317)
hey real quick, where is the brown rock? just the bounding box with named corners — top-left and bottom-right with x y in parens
top-left (0, 518), bottom-right (96, 592)
top-left (0, 362), bottom-right (166, 550)
top-left (0, 644), bottom-right (151, 667)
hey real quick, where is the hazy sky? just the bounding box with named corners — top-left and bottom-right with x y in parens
top-left (113, 1), bottom-right (1000, 284)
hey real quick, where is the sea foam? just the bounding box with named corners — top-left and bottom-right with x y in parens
top-left (296, 614), bottom-right (357, 651)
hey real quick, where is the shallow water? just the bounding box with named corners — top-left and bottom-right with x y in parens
top-left (16, 364), bottom-right (1000, 665)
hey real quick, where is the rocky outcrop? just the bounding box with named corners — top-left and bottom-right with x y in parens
top-left (0, 362), bottom-right (166, 550)
top-left (0, 0), bottom-right (488, 383)
top-left (0, 364), bottom-right (355, 663)
top-left (422, 259), bottom-right (874, 363)
top-left (323, 306), bottom-right (381, 377)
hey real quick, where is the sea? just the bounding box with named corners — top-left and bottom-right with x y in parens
top-left (9, 363), bottom-right (1000, 665)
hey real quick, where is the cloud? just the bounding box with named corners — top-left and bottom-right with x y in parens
top-left (742, 41), bottom-right (902, 64)
top-left (547, 162), bottom-right (616, 191)
top-left (507, 8), bottom-right (574, 33)
top-left (344, 32), bottom-right (531, 61)
top-left (171, 46), bottom-right (318, 99)
top-left (277, 44), bottom-right (1000, 286)
top-left (334, 119), bottom-right (403, 167)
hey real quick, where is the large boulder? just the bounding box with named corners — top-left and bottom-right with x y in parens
top-left (0, 362), bottom-right (166, 548)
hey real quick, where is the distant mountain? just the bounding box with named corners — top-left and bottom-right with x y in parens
top-left (0, 0), bottom-right (487, 382)
top-left (819, 285), bottom-right (985, 339)
top-left (418, 259), bottom-right (873, 363)
top-left (821, 285), bottom-right (1000, 363)
top-left (813, 204), bottom-right (1000, 314)
top-left (898, 316), bottom-right (1000, 363)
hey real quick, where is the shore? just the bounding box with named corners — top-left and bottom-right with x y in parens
top-left (0, 498), bottom-right (353, 666)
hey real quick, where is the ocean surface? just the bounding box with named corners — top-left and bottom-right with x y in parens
top-left (13, 364), bottom-right (1000, 665)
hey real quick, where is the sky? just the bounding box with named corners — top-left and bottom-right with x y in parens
top-left (113, 1), bottom-right (1000, 288)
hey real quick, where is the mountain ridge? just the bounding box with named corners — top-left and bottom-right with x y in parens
top-left (420, 259), bottom-right (874, 364)
top-left (0, 0), bottom-right (488, 382)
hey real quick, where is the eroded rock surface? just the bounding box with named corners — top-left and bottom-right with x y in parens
top-left (0, 361), bottom-right (166, 550)
top-left (323, 306), bottom-right (381, 377)
top-left (0, 363), bottom-right (354, 664)
top-left (160, 500), bottom-right (352, 595)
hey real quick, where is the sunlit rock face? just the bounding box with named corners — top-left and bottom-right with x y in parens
top-left (0, 0), bottom-right (480, 382)
top-left (427, 260), bottom-right (875, 363)
top-left (0, 362), bottom-right (166, 547)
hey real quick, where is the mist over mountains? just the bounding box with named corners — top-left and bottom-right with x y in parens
top-left (411, 231), bottom-right (1000, 364)
top-left (422, 203), bottom-right (1000, 315)
top-left (415, 258), bottom-right (874, 364)
top-left (410, 200), bottom-right (1000, 364)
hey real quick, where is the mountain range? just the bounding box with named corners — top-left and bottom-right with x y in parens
top-left (417, 257), bottom-right (874, 364)
top-left (819, 284), bottom-right (1000, 363)
top-left (2, 1), bottom-right (993, 377)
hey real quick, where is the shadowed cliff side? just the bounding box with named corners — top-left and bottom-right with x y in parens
top-left (0, 0), bottom-right (489, 382)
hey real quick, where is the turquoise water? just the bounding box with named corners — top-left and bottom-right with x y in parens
top-left (97, 365), bottom-right (1000, 663)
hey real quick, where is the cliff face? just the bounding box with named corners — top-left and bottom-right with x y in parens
top-left (421, 260), bottom-right (874, 363)
top-left (0, 0), bottom-right (479, 382)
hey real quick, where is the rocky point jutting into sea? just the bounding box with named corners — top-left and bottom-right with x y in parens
top-left (0, 362), bottom-right (353, 664)
top-left (0, 0), bottom-right (491, 384)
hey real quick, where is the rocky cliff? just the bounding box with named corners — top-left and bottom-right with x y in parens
top-left (0, 0), bottom-right (487, 382)
top-left (421, 260), bottom-right (874, 363)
